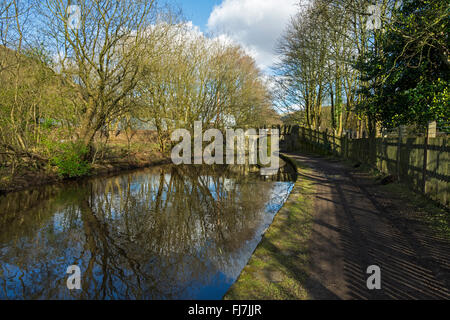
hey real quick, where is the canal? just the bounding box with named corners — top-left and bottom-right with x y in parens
top-left (0, 163), bottom-right (296, 299)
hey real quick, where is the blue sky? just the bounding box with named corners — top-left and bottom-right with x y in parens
top-left (170, 0), bottom-right (222, 31)
top-left (167, 0), bottom-right (300, 73)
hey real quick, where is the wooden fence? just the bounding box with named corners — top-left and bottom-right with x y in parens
top-left (280, 126), bottom-right (449, 207)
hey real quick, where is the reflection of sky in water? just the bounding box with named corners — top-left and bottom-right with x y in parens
top-left (0, 165), bottom-right (295, 300)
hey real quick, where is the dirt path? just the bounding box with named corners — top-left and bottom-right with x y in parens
top-left (287, 153), bottom-right (450, 300)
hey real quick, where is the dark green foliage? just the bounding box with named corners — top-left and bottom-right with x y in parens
top-left (357, 0), bottom-right (449, 128)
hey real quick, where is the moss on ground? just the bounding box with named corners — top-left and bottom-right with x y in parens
top-left (224, 160), bottom-right (316, 300)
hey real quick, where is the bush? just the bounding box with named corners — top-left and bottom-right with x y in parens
top-left (50, 142), bottom-right (91, 178)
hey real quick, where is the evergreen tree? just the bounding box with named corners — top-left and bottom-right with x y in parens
top-left (357, 0), bottom-right (449, 129)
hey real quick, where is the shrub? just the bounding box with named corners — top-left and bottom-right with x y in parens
top-left (50, 142), bottom-right (91, 178)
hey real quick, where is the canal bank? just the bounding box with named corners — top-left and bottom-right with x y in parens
top-left (0, 153), bottom-right (171, 195)
top-left (224, 154), bottom-right (316, 300)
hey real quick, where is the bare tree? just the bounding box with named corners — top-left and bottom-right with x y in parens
top-left (38, 0), bottom-right (158, 151)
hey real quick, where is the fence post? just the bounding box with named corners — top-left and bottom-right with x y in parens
top-left (428, 121), bottom-right (437, 138)
top-left (422, 123), bottom-right (433, 193)
top-left (346, 134), bottom-right (349, 159)
top-left (396, 126), bottom-right (403, 180)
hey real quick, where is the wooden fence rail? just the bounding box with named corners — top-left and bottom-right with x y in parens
top-left (279, 125), bottom-right (449, 207)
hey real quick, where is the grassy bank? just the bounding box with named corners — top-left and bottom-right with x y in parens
top-left (224, 158), bottom-right (316, 300)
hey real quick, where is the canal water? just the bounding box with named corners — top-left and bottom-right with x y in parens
top-left (0, 163), bottom-right (296, 299)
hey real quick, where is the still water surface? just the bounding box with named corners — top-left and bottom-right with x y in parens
top-left (0, 164), bottom-right (296, 299)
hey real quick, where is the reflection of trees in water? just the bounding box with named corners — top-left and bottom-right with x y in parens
top-left (0, 164), bottom-right (295, 299)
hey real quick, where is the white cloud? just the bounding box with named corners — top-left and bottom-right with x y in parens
top-left (207, 0), bottom-right (299, 72)
top-left (166, 21), bottom-right (236, 49)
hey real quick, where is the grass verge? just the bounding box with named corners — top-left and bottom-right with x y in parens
top-left (224, 159), bottom-right (316, 300)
